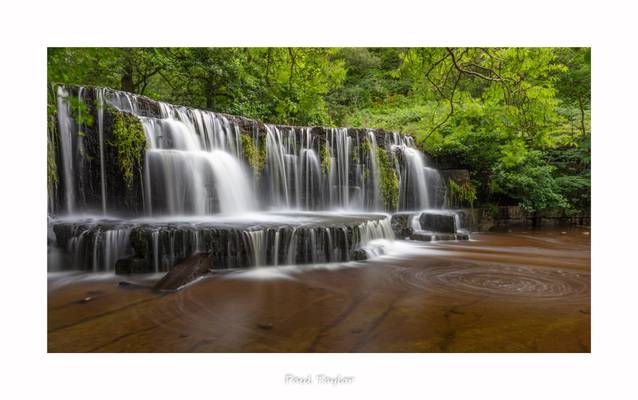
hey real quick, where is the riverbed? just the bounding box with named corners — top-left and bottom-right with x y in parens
top-left (48, 227), bottom-right (590, 352)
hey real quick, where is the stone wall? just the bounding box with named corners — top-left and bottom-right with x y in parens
top-left (456, 206), bottom-right (591, 231)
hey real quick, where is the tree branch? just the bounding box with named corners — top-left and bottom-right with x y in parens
top-left (446, 47), bottom-right (503, 81)
top-left (423, 70), bottom-right (462, 141)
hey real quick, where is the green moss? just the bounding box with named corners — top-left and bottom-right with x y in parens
top-left (377, 147), bottom-right (399, 211)
top-left (240, 134), bottom-right (267, 178)
top-left (361, 137), bottom-right (371, 154)
top-left (447, 179), bottom-right (477, 209)
top-left (351, 145), bottom-right (359, 163)
top-left (47, 103), bottom-right (58, 194)
top-left (320, 144), bottom-right (331, 175)
top-left (111, 111), bottom-right (147, 189)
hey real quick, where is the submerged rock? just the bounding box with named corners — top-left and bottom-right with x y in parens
top-left (153, 253), bottom-right (210, 292)
top-left (455, 231), bottom-right (470, 241)
top-left (351, 248), bottom-right (369, 261)
top-left (115, 257), bottom-right (148, 274)
top-left (410, 231), bottom-right (432, 242)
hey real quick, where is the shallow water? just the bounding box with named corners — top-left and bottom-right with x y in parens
top-left (47, 227), bottom-right (590, 352)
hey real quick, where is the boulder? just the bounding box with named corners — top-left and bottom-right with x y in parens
top-left (390, 212), bottom-right (416, 238)
top-left (419, 212), bottom-right (457, 234)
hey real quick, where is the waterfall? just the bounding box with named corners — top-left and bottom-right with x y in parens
top-left (245, 230), bottom-right (267, 267)
top-left (96, 88), bottom-right (107, 215)
top-left (327, 128), bottom-right (351, 208)
top-left (400, 146), bottom-right (430, 210)
top-left (49, 86), bottom-right (458, 273)
top-left (101, 228), bottom-right (132, 271)
top-left (56, 86), bottom-right (75, 214)
top-left (366, 130), bottom-right (382, 210)
top-left (264, 125), bottom-right (291, 208)
top-left (138, 104), bottom-right (255, 216)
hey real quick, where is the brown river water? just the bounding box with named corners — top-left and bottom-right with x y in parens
top-left (48, 227), bottom-right (590, 352)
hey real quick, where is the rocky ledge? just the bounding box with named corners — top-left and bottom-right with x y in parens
top-left (49, 212), bottom-right (394, 274)
top-left (390, 210), bottom-right (470, 242)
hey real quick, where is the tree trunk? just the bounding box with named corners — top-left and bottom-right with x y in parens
top-left (120, 49), bottom-right (135, 93)
top-left (578, 95), bottom-right (587, 136)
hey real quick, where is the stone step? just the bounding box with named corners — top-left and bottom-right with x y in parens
top-left (409, 230), bottom-right (468, 242)
top-left (49, 213), bottom-right (393, 273)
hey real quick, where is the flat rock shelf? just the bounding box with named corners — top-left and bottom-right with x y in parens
top-left (49, 212), bottom-right (397, 273)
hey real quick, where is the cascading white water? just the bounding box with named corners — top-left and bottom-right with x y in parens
top-left (49, 86), bottom-right (460, 273)
top-left (101, 228), bottom-right (132, 271)
top-left (96, 88), bottom-right (107, 215)
top-left (297, 129), bottom-right (322, 209)
top-left (328, 128), bottom-right (351, 208)
top-left (245, 230), bottom-right (267, 266)
top-left (400, 146), bottom-right (430, 209)
top-left (264, 125), bottom-right (291, 207)
top-left (386, 132), bottom-right (445, 210)
top-left (56, 86), bottom-right (75, 214)
top-left (139, 106), bottom-right (255, 216)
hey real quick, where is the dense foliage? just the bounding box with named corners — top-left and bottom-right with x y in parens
top-left (48, 47), bottom-right (590, 213)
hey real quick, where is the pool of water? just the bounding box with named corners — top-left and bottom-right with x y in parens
top-left (48, 227), bottom-right (590, 352)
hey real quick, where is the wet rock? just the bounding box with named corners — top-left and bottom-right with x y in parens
top-left (50, 214), bottom-right (393, 272)
top-left (455, 232), bottom-right (470, 240)
top-left (351, 249), bottom-right (368, 261)
top-left (410, 231), bottom-right (432, 242)
top-left (153, 253), bottom-right (210, 292)
top-left (419, 212), bottom-right (457, 234)
top-left (115, 257), bottom-right (150, 274)
top-left (432, 233), bottom-right (457, 241)
top-left (391, 212), bottom-right (416, 238)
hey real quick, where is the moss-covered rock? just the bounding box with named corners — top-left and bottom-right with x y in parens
top-left (377, 147), bottom-right (399, 211)
top-left (110, 111), bottom-right (146, 189)
top-left (47, 102), bottom-right (58, 195)
top-left (240, 134), bottom-right (267, 178)
top-left (320, 144), bottom-right (331, 175)
top-left (447, 178), bottom-right (476, 209)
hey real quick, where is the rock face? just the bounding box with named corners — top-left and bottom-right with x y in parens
top-left (455, 206), bottom-right (591, 231)
top-left (48, 85), bottom-right (449, 217)
top-left (49, 86), bottom-right (147, 217)
top-left (153, 253), bottom-right (210, 292)
top-left (439, 169), bottom-right (471, 186)
top-left (410, 231), bottom-right (458, 241)
top-left (390, 210), bottom-right (470, 242)
top-left (49, 213), bottom-right (394, 273)
top-left (390, 212), bottom-right (417, 238)
top-left (419, 212), bottom-right (457, 234)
